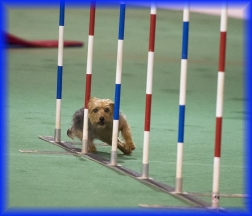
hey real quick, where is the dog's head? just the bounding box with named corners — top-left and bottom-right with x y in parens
top-left (88, 97), bottom-right (114, 128)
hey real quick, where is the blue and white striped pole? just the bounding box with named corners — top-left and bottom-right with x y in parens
top-left (54, 0), bottom-right (65, 142)
top-left (110, 3), bottom-right (126, 166)
top-left (175, 4), bottom-right (189, 193)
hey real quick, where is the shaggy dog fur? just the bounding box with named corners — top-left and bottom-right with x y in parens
top-left (67, 97), bottom-right (136, 155)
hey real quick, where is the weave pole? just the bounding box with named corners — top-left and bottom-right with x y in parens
top-left (54, 0), bottom-right (65, 142)
top-left (141, 3), bottom-right (157, 179)
top-left (110, 3), bottom-right (126, 166)
top-left (212, 5), bottom-right (228, 208)
top-left (81, 2), bottom-right (96, 154)
top-left (175, 4), bottom-right (190, 193)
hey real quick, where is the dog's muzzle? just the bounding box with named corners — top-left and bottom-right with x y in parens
top-left (98, 116), bottom-right (105, 126)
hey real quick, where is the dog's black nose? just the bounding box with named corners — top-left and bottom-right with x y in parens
top-left (99, 116), bottom-right (104, 121)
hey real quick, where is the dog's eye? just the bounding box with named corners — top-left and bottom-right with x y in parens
top-left (104, 108), bottom-right (110, 113)
top-left (93, 108), bottom-right (98, 113)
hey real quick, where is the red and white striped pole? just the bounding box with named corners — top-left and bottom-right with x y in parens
top-left (82, 2), bottom-right (96, 154)
top-left (212, 5), bottom-right (228, 208)
top-left (141, 3), bottom-right (156, 179)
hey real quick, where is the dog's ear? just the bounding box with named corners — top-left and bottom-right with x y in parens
top-left (88, 97), bottom-right (98, 105)
top-left (108, 100), bottom-right (114, 112)
top-left (89, 97), bottom-right (98, 103)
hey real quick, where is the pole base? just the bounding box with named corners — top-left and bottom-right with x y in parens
top-left (54, 129), bottom-right (61, 142)
top-left (141, 163), bottom-right (149, 179)
top-left (211, 193), bottom-right (220, 208)
top-left (175, 177), bottom-right (183, 193)
top-left (109, 151), bottom-right (117, 166)
top-left (81, 139), bottom-right (88, 154)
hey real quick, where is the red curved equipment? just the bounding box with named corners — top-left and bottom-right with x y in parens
top-left (5, 32), bottom-right (83, 48)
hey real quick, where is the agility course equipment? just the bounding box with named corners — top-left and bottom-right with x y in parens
top-left (5, 32), bottom-right (83, 48)
top-left (82, 2), bottom-right (96, 154)
top-left (141, 3), bottom-right (157, 179)
top-left (38, 135), bottom-right (211, 209)
top-left (175, 3), bottom-right (189, 194)
top-left (110, 3), bottom-right (126, 165)
top-left (212, 5), bottom-right (228, 208)
top-left (33, 1), bottom-right (246, 210)
top-left (54, 0), bottom-right (65, 143)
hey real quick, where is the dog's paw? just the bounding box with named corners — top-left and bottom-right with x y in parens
top-left (123, 142), bottom-right (136, 155)
top-left (126, 142), bottom-right (136, 151)
top-left (88, 145), bottom-right (97, 153)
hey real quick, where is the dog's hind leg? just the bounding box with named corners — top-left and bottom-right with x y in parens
top-left (67, 128), bottom-right (83, 141)
top-left (75, 130), bottom-right (83, 141)
top-left (67, 127), bottom-right (75, 140)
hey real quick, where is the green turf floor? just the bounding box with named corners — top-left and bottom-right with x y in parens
top-left (7, 5), bottom-right (245, 209)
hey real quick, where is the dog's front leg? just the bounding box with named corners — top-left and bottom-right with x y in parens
top-left (118, 117), bottom-right (136, 154)
top-left (87, 139), bottom-right (97, 153)
top-left (117, 139), bottom-right (132, 155)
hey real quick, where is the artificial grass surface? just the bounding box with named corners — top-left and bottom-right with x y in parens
top-left (7, 5), bottom-right (244, 209)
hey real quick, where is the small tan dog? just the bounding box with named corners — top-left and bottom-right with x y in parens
top-left (67, 97), bottom-right (136, 155)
